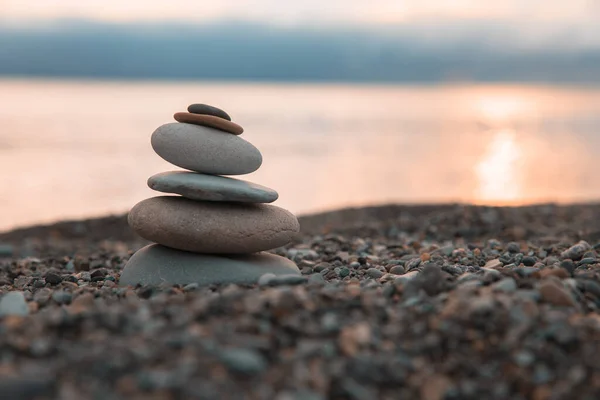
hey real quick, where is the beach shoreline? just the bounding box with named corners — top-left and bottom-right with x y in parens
top-left (1, 203), bottom-right (600, 398)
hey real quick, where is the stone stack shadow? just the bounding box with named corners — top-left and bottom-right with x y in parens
top-left (120, 104), bottom-right (300, 286)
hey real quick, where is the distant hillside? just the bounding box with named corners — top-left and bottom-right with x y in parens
top-left (0, 21), bottom-right (598, 83)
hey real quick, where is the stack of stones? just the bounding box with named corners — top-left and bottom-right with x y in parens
top-left (120, 104), bottom-right (301, 286)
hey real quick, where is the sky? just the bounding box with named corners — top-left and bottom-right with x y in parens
top-left (1, 0), bottom-right (597, 27)
top-left (2, 0), bottom-right (599, 49)
top-left (1, 0), bottom-right (599, 82)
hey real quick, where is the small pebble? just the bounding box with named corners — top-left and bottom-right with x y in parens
top-left (366, 268), bottom-right (384, 279)
top-left (219, 348), bottom-right (267, 375)
top-left (45, 272), bottom-right (63, 285)
top-left (389, 265), bottom-right (405, 275)
top-left (507, 242), bottom-right (521, 253)
top-left (51, 290), bottom-right (72, 304)
top-left (539, 279), bottom-right (577, 307)
top-left (0, 291), bottom-right (29, 317)
top-left (187, 103), bottom-right (232, 121)
top-left (559, 260), bottom-right (576, 275)
top-left (491, 278), bottom-right (518, 293)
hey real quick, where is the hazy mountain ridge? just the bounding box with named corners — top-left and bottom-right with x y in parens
top-left (1, 21), bottom-right (598, 83)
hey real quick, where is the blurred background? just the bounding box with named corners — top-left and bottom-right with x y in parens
top-left (1, 0), bottom-right (600, 231)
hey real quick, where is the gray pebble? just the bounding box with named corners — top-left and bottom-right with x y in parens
top-left (366, 268), bottom-right (384, 279)
top-left (389, 265), bottom-right (405, 275)
top-left (0, 291), bottom-right (29, 316)
top-left (522, 256), bottom-right (536, 266)
top-left (560, 260), bottom-right (576, 274)
top-left (121, 245), bottom-right (300, 286)
top-left (313, 262), bottom-right (330, 272)
top-left (517, 267), bottom-right (540, 277)
top-left (187, 103), bottom-right (231, 121)
top-left (405, 258), bottom-right (421, 271)
top-left (65, 260), bottom-right (75, 272)
top-left (219, 348), bottom-right (267, 375)
top-left (507, 242), bottom-right (520, 253)
top-left (151, 123), bottom-right (262, 175)
top-left (515, 289), bottom-right (541, 302)
top-left (148, 171), bottom-right (278, 204)
top-left (492, 278), bottom-right (518, 293)
top-left (579, 257), bottom-right (596, 265)
top-left (45, 272), bottom-right (62, 285)
top-left (51, 290), bottom-right (72, 304)
top-left (481, 267), bottom-right (502, 281)
top-left (321, 312), bottom-right (340, 333)
top-left (34, 289), bottom-right (52, 305)
top-left (561, 241), bottom-right (591, 260)
top-left (514, 350), bottom-right (535, 367)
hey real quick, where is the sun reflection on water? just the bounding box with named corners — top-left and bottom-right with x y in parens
top-left (474, 129), bottom-right (522, 204)
top-left (474, 90), bottom-right (534, 124)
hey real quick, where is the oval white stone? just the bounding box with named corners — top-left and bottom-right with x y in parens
top-left (151, 123), bottom-right (262, 175)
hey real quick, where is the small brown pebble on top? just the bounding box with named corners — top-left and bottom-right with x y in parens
top-left (187, 103), bottom-right (231, 121)
top-left (174, 112), bottom-right (244, 135)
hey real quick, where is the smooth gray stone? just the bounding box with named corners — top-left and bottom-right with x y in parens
top-left (0, 291), bottom-right (29, 317)
top-left (119, 244), bottom-right (300, 286)
top-left (151, 123), bottom-right (262, 175)
top-left (148, 171), bottom-right (278, 203)
top-left (187, 103), bottom-right (231, 121)
top-left (128, 196), bottom-right (299, 254)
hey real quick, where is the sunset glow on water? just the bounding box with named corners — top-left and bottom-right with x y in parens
top-left (1, 79), bottom-right (600, 230)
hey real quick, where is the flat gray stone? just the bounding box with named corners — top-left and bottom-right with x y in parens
top-left (151, 123), bottom-right (262, 175)
top-left (148, 171), bottom-right (278, 203)
top-left (119, 244), bottom-right (300, 286)
top-left (128, 196), bottom-right (300, 254)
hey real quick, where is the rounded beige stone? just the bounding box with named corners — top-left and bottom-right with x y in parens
top-left (174, 112), bottom-right (243, 135)
top-left (128, 196), bottom-right (300, 254)
top-left (151, 123), bottom-right (262, 175)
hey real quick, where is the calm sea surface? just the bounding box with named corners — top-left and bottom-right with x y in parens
top-left (1, 79), bottom-right (600, 231)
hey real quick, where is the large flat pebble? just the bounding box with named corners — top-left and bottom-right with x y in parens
top-left (119, 244), bottom-right (299, 286)
top-left (128, 196), bottom-right (299, 254)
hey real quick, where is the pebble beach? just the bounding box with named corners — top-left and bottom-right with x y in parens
top-left (1, 203), bottom-right (600, 399)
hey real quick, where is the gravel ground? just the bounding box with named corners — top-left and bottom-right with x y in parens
top-left (1, 203), bottom-right (600, 399)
